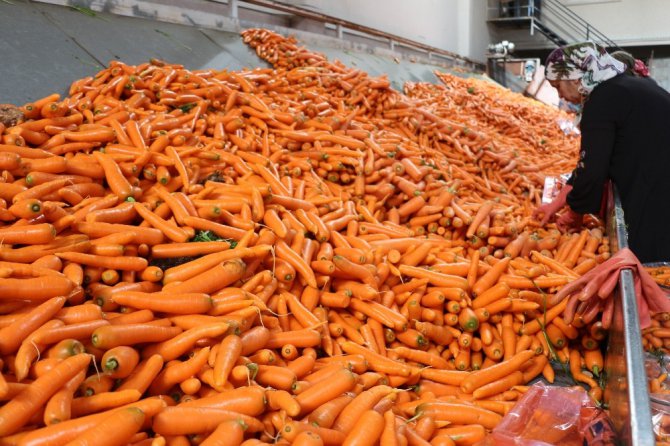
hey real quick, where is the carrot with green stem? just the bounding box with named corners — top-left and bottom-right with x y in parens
top-left (46, 339), bottom-right (86, 359)
top-left (101, 346), bottom-right (140, 379)
top-left (569, 348), bottom-right (601, 400)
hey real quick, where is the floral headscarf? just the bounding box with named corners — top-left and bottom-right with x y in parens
top-left (545, 42), bottom-right (626, 96)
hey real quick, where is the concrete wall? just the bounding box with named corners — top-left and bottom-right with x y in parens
top-left (566, 0), bottom-right (670, 46)
top-left (288, 0), bottom-right (492, 62)
top-left (649, 58), bottom-right (670, 92)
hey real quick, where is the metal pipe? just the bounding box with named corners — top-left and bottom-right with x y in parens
top-left (230, 0), bottom-right (238, 19)
top-left (606, 186), bottom-right (655, 445)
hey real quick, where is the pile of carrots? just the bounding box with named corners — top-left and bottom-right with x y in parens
top-left (0, 27), bottom-right (650, 445)
top-left (646, 265), bottom-right (670, 289)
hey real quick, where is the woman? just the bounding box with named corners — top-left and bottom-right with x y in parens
top-left (610, 50), bottom-right (651, 78)
top-left (533, 42), bottom-right (670, 263)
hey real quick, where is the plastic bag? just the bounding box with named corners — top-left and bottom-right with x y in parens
top-left (646, 352), bottom-right (670, 442)
top-left (541, 173), bottom-right (572, 204)
top-left (556, 117), bottom-right (581, 136)
top-left (475, 383), bottom-right (615, 446)
top-left (650, 393), bottom-right (670, 442)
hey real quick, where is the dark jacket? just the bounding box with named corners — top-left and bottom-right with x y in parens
top-left (567, 74), bottom-right (670, 263)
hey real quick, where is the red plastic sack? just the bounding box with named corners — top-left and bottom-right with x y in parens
top-left (475, 383), bottom-right (615, 446)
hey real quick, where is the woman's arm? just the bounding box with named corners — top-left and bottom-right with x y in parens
top-left (566, 82), bottom-right (628, 214)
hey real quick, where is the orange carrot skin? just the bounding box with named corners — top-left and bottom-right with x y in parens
top-left (63, 406), bottom-right (145, 446)
top-left (0, 353), bottom-right (91, 436)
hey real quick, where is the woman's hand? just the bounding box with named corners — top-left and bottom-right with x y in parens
top-left (533, 184), bottom-right (573, 225)
top-left (556, 208), bottom-right (583, 232)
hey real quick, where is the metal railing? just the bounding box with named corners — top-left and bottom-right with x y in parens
top-left (536, 0), bottom-right (619, 49)
top-left (491, 0), bottom-right (619, 50)
top-left (606, 185), bottom-right (655, 445)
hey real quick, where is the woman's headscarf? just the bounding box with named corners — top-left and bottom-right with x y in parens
top-left (545, 42), bottom-right (626, 96)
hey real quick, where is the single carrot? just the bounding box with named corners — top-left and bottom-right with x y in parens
top-left (55, 251), bottom-right (148, 271)
top-left (460, 350), bottom-right (534, 394)
top-left (117, 354), bottom-right (165, 394)
top-left (92, 151), bottom-right (134, 200)
top-left (0, 275), bottom-right (74, 301)
top-left (296, 368), bottom-right (357, 416)
top-left (471, 257), bottom-right (510, 297)
top-left (342, 409), bottom-right (385, 446)
top-left (0, 353), bottom-right (91, 436)
top-left (101, 346), bottom-right (140, 379)
top-left (418, 401), bottom-right (502, 430)
top-left (71, 389), bottom-right (142, 417)
top-left (152, 407), bottom-right (264, 436)
top-left (0, 296), bottom-right (66, 355)
top-left (43, 369), bottom-right (86, 426)
top-left (163, 258), bottom-right (246, 295)
top-left (111, 291), bottom-right (212, 314)
top-left (141, 322), bottom-right (229, 361)
top-left (199, 419), bottom-right (246, 446)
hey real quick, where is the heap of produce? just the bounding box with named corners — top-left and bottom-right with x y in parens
top-left (0, 28), bottom-right (653, 445)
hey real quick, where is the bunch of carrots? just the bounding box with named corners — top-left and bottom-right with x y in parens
top-left (0, 27), bottom-right (651, 445)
